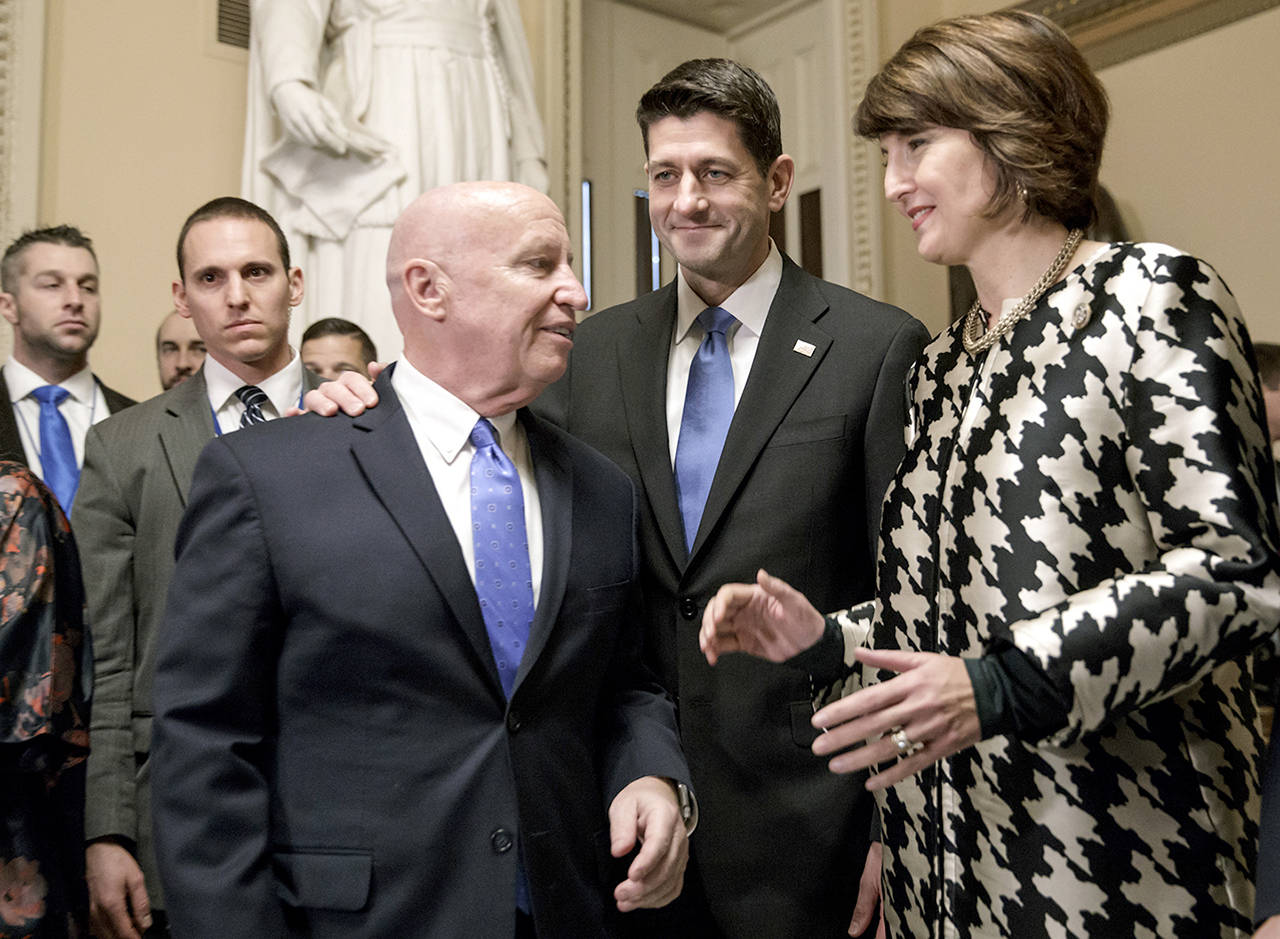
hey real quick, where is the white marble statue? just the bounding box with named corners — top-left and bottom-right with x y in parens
top-left (243, 0), bottom-right (549, 360)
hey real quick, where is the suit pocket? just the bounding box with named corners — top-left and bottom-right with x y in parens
top-left (790, 700), bottom-right (821, 748)
top-left (273, 849), bottom-right (372, 911)
top-left (587, 580), bottom-right (630, 615)
top-left (767, 414), bottom-right (848, 448)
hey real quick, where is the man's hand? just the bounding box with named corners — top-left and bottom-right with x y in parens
top-left (86, 841), bottom-right (151, 939)
top-left (608, 776), bottom-right (688, 912)
top-left (848, 841), bottom-right (885, 938)
top-left (699, 568), bottom-right (825, 666)
top-left (298, 364), bottom-right (384, 416)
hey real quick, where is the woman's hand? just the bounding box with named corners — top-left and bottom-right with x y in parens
top-left (813, 647), bottom-right (981, 790)
top-left (699, 569), bottom-right (825, 665)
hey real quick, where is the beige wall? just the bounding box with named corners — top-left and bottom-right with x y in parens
top-left (1099, 6), bottom-right (1280, 341)
top-left (40, 0), bottom-right (248, 401)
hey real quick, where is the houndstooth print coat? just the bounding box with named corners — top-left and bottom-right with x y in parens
top-left (819, 243), bottom-right (1280, 937)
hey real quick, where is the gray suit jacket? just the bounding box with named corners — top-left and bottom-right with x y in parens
top-left (77, 364), bottom-right (320, 907)
top-left (535, 257), bottom-right (930, 936)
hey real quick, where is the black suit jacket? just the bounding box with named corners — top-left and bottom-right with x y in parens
top-left (151, 373), bottom-right (690, 938)
top-left (535, 257), bottom-right (929, 936)
top-left (0, 365), bottom-right (136, 465)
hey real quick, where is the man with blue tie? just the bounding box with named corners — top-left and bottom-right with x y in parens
top-left (149, 182), bottom-right (693, 938)
top-left (0, 226), bottom-right (134, 514)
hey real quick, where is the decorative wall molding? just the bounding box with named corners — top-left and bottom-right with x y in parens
top-left (1013, 0), bottom-right (1280, 67)
top-left (842, 0), bottom-right (878, 295)
top-left (0, 0), bottom-right (45, 248)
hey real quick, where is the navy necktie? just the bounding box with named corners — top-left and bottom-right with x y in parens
top-left (31, 385), bottom-right (78, 512)
top-left (674, 306), bottom-right (737, 553)
top-left (469, 418), bottom-right (535, 699)
top-left (235, 384), bottom-right (270, 427)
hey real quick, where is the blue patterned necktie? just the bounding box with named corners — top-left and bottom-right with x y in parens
top-left (31, 385), bottom-right (78, 512)
top-left (469, 418), bottom-right (536, 699)
top-left (235, 384), bottom-right (270, 427)
top-left (674, 306), bottom-right (737, 553)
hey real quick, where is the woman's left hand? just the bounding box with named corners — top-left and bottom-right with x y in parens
top-left (812, 647), bottom-right (982, 790)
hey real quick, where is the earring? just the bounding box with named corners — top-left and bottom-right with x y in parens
top-left (1016, 182), bottom-right (1029, 204)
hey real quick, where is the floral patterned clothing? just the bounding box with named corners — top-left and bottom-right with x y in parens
top-left (814, 244), bottom-right (1280, 937)
top-left (0, 464), bottom-right (89, 938)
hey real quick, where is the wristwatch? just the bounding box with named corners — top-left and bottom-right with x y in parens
top-left (675, 781), bottom-right (698, 835)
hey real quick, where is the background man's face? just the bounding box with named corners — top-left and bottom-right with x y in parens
top-left (301, 334), bottom-right (370, 381)
top-left (157, 311), bottom-right (207, 389)
top-left (1, 242), bottom-right (101, 363)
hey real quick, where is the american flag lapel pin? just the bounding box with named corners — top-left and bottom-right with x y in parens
top-left (793, 339), bottom-right (815, 357)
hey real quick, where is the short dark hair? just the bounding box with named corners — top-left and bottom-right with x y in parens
top-left (2, 225), bottom-right (98, 294)
top-left (176, 197), bottom-right (291, 280)
top-left (1256, 342), bottom-right (1280, 390)
top-left (636, 58), bottom-right (782, 178)
top-left (302, 317), bottom-right (377, 365)
top-left (854, 11), bottom-right (1109, 231)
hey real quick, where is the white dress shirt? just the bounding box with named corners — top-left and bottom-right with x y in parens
top-left (202, 351), bottom-right (305, 434)
top-left (665, 241), bottom-right (783, 464)
top-left (5, 357), bottom-right (111, 478)
top-left (392, 358), bottom-right (543, 606)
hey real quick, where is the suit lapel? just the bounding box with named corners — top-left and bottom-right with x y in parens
top-left (0, 369), bottom-right (27, 465)
top-left (158, 371), bottom-right (217, 508)
top-left (514, 411), bottom-right (569, 693)
top-left (691, 260), bottom-right (832, 558)
top-left (350, 374), bottom-right (504, 696)
top-left (615, 285), bottom-right (687, 569)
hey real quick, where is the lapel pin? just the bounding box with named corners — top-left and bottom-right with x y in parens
top-left (792, 340), bottom-right (815, 357)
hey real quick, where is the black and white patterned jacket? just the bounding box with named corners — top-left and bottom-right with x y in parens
top-left (823, 243), bottom-right (1280, 938)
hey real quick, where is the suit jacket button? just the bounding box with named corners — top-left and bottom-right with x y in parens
top-left (507, 710), bottom-right (522, 733)
top-left (491, 828), bottom-right (514, 853)
top-left (679, 597), bottom-right (698, 620)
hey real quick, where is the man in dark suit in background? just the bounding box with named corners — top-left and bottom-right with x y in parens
top-left (150, 182), bottom-right (693, 938)
top-left (75, 197), bottom-right (321, 938)
top-left (0, 226), bottom-right (134, 513)
top-left (308, 60), bottom-right (928, 937)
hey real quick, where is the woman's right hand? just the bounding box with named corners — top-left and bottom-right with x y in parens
top-left (700, 569), bottom-right (825, 665)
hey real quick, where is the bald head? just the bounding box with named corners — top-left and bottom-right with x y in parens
top-left (385, 181), bottom-right (587, 416)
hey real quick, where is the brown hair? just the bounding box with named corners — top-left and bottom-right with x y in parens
top-left (636, 58), bottom-right (782, 178)
top-left (854, 11), bottom-right (1108, 230)
top-left (2, 225), bottom-right (97, 294)
top-left (176, 196), bottom-right (291, 280)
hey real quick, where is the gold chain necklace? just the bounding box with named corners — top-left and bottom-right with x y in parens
top-left (962, 228), bottom-right (1084, 355)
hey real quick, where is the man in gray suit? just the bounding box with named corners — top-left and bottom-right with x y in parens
top-left (76, 197), bottom-right (321, 939)
top-left (310, 60), bottom-right (929, 937)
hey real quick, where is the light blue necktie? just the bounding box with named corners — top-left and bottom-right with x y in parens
top-left (469, 418), bottom-right (535, 699)
top-left (235, 384), bottom-right (270, 427)
top-left (674, 306), bottom-right (737, 553)
top-left (469, 418), bottom-right (535, 913)
top-left (31, 385), bottom-right (78, 512)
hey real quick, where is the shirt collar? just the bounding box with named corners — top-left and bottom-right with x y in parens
top-left (674, 240), bottom-right (782, 344)
top-left (390, 357), bottom-right (519, 464)
top-left (202, 350), bottom-right (304, 415)
top-left (5, 357), bottom-right (97, 404)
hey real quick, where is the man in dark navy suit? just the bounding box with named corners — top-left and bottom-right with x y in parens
top-left (151, 182), bottom-right (693, 938)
